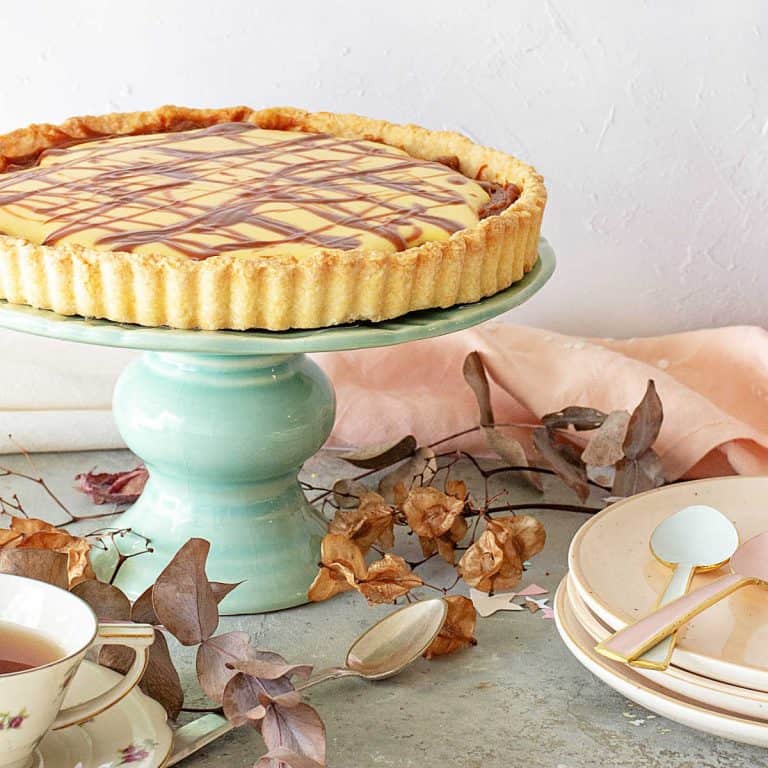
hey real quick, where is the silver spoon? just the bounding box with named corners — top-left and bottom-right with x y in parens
top-left (168, 598), bottom-right (448, 765)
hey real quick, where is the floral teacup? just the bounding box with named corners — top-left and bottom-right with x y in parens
top-left (0, 573), bottom-right (153, 768)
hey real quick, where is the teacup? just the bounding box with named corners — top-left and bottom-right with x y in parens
top-left (0, 573), bottom-right (153, 768)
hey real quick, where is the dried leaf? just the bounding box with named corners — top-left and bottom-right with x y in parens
top-left (533, 428), bottom-right (590, 502)
top-left (424, 596), bottom-right (477, 659)
top-left (255, 747), bottom-right (324, 768)
top-left (459, 516), bottom-right (544, 594)
top-left (331, 479), bottom-right (369, 509)
top-left (132, 585), bottom-right (158, 624)
top-left (8, 516), bottom-right (58, 534)
top-left (484, 427), bottom-right (543, 491)
top-left (0, 530), bottom-right (22, 547)
top-left (457, 530), bottom-right (504, 592)
top-left (444, 479), bottom-right (467, 500)
top-left (307, 535), bottom-right (366, 602)
top-left (486, 515), bottom-right (546, 563)
top-left (463, 351), bottom-right (494, 427)
top-left (100, 630), bottom-right (183, 718)
top-left (358, 554), bottom-right (423, 604)
top-left (210, 581), bottom-right (243, 605)
top-left (196, 631), bottom-right (253, 704)
top-left (581, 410), bottom-right (630, 467)
top-left (623, 381), bottom-right (663, 460)
top-left (340, 436), bottom-right (417, 470)
top-left (542, 406), bottom-right (607, 431)
top-left (222, 672), bottom-right (293, 727)
top-left (612, 450), bottom-right (665, 497)
top-left (228, 654), bottom-right (312, 682)
top-left (377, 447), bottom-right (437, 503)
top-left (0, 548), bottom-right (69, 588)
top-left (329, 493), bottom-right (395, 553)
top-left (152, 538), bottom-right (219, 645)
top-left (261, 701), bottom-right (326, 766)
top-left (12, 527), bottom-right (94, 586)
top-left (75, 466), bottom-right (148, 505)
top-left (402, 487), bottom-right (464, 540)
top-left (70, 580), bottom-right (131, 621)
top-left (402, 486), bottom-right (466, 562)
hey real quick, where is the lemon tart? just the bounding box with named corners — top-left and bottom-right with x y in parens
top-left (0, 106), bottom-right (546, 330)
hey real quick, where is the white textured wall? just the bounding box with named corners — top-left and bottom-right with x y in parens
top-left (1, 0), bottom-right (766, 337)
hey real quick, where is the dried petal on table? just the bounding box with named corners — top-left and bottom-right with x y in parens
top-left (423, 595), bottom-right (477, 659)
top-left (75, 466), bottom-right (148, 505)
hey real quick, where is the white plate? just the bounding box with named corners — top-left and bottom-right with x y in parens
top-left (568, 476), bottom-right (768, 692)
top-left (554, 575), bottom-right (768, 747)
top-left (566, 574), bottom-right (768, 721)
top-left (38, 660), bottom-right (172, 768)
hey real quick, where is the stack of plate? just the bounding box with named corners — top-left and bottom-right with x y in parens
top-left (555, 476), bottom-right (768, 746)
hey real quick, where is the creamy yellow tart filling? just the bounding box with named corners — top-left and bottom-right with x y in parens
top-left (0, 124), bottom-right (491, 260)
top-left (0, 106), bottom-right (546, 330)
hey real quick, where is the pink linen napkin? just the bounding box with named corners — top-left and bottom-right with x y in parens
top-left (313, 324), bottom-right (768, 481)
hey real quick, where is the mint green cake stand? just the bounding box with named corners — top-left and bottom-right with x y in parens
top-left (0, 239), bottom-right (554, 613)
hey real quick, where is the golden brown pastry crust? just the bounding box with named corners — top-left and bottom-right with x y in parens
top-left (0, 105), bottom-right (546, 330)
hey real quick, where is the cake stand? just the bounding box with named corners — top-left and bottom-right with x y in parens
top-left (0, 240), bottom-right (554, 614)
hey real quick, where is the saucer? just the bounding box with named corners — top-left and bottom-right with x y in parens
top-left (568, 476), bottom-right (768, 692)
top-left (38, 660), bottom-right (172, 768)
top-left (566, 574), bottom-right (768, 721)
top-left (554, 576), bottom-right (768, 747)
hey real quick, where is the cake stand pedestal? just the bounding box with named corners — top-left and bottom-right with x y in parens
top-left (0, 241), bottom-right (554, 614)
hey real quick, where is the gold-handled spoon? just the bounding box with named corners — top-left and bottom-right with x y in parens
top-left (168, 598), bottom-right (448, 765)
top-left (596, 531), bottom-right (768, 664)
top-left (628, 504), bottom-right (738, 670)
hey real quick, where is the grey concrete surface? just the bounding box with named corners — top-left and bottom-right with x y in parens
top-left (0, 449), bottom-right (764, 768)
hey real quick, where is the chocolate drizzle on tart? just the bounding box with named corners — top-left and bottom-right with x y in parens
top-left (0, 122), bottom-right (516, 261)
top-left (0, 105), bottom-right (546, 330)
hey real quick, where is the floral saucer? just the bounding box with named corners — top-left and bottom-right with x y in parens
top-left (37, 660), bottom-right (172, 768)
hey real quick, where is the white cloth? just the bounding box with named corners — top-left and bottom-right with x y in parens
top-left (0, 330), bottom-right (133, 454)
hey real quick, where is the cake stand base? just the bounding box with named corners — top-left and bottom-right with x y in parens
top-left (99, 352), bottom-right (334, 613)
top-left (0, 239), bottom-right (554, 614)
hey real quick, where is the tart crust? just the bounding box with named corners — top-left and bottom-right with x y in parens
top-left (0, 106), bottom-right (546, 330)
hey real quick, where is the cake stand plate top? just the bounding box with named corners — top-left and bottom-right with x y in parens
top-left (0, 240), bottom-right (554, 355)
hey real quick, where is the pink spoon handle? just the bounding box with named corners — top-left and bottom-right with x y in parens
top-left (595, 572), bottom-right (749, 662)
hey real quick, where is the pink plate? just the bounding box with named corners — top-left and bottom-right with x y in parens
top-left (569, 477), bottom-right (768, 692)
top-left (554, 577), bottom-right (768, 747)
